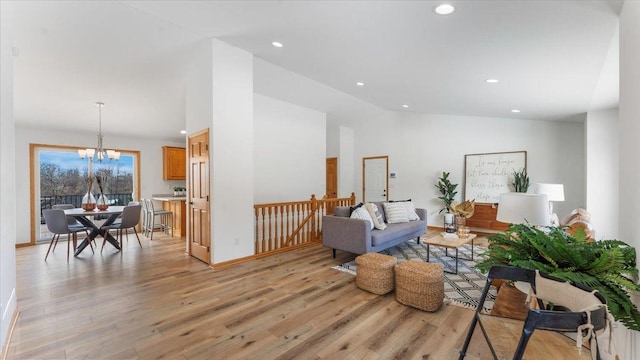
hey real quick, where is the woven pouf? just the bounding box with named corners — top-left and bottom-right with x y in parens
top-left (355, 253), bottom-right (397, 295)
top-left (395, 260), bottom-right (444, 311)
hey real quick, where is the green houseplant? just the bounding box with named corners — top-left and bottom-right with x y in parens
top-left (435, 171), bottom-right (458, 213)
top-left (476, 223), bottom-right (640, 331)
top-left (511, 168), bottom-right (530, 192)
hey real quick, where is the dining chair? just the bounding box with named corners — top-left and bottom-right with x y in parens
top-left (143, 199), bottom-right (173, 239)
top-left (42, 209), bottom-right (92, 262)
top-left (101, 204), bottom-right (142, 252)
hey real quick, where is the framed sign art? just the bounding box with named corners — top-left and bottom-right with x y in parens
top-left (464, 151), bottom-right (527, 204)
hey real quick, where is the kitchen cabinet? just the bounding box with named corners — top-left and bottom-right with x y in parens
top-left (163, 146), bottom-right (186, 180)
top-left (153, 196), bottom-right (187, 237)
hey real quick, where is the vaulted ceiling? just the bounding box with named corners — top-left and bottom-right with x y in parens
top-left (9, 1), bottom-right (622, 141)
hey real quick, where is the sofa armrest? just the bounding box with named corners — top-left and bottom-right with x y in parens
top-left (322, 215), bottom-right (371, 255)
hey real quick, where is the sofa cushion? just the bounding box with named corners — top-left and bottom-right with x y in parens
top-left (371, 221), bottom-right (424, 246)
top-left (334, 206), bottom-right (351, 218)
top-left (365, 203), bottom-right (387, 230)
top-left (383, 202), bottom-right (409, 223)
top-left (391, 199), bottom-right (420, 221)
top-left (350, 207), bottom-right (374, 230)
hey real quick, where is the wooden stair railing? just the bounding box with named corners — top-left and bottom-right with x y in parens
top-left (254, 192), bottom-right (356, 256)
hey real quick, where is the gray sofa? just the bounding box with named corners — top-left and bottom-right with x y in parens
top-left (322, 201), bottom-right (428, 257)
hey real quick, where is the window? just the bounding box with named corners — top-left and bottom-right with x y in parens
top-left (30, 144), bottom-right (140, 243)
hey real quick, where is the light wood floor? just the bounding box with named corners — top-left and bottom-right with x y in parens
top-left (6, 232), bottom-right (583, 359)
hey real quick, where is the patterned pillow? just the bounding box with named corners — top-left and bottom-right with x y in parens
top-left (350, 206), bottom-right (374, 230)
top-left (390, 199), bottom-right (419, 221)
top-left (383, 202), bottom-right (409, 223)
top-left (365, 203), bottom-right (387, 230)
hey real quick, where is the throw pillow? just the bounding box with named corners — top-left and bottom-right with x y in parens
top-left (349, 202), bottom-right (365, 215)
top-left (383, 202), bottom-right (409, 224)
top-left (389, 199), bottom-right (419, 221)
top-left (365, 203), bottom-right (387, 230)
top-left (404, 202), bottom-right (420, 221)
top-left (350, 206), bottom-right (374, 230)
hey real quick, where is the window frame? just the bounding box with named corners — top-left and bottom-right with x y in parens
top-left (29, 143), bottom-right (141, 245)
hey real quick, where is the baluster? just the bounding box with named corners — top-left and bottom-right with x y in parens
top-left (255, 207), bottom-right (260, 253)
top-left (260, 207), bottom-right (266, 253)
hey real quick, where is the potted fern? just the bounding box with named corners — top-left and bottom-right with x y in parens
top-left (476, 223), bottom-right (640, 331)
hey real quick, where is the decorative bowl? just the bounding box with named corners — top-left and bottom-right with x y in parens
top-left (81, 203), bottom-right (96, 211)
top-left (97, 204), bottom-right (109, 211)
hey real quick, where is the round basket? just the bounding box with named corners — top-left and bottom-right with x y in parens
top-left (395, 260), bottom-right (444, 311)
top-left (355, 253), bottom-right (397, 295)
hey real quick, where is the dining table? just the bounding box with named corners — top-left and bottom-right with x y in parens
top-left (64, 206), bottom-right (125, 256)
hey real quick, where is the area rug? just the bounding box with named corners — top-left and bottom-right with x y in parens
top-left (332, 239), bottom-right (497, 312)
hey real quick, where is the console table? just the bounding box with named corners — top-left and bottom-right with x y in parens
top-left (465, 203), bottom-right (509, 231)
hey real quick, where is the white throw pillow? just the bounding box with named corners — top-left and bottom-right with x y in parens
top-left (350, 206), bottom-right (374, 230)
top-left (404, 202), bottom-right (420, 221)
top-left (365, 203), bottom-right (387, 230)
top-left (383, 202), bottom-right (409, 224)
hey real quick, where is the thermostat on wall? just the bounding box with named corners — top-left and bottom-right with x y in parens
top-left (390, 171), bottom-right (397, 178)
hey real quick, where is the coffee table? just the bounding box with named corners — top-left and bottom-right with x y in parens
top-left (422, 233), bottom-right (477, 274)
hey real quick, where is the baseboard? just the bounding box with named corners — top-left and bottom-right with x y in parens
top-left (15, 243), bottom-right (32, 248)
top-left (1, 307), bottom-right (19, 360)
top-left (210, 241), bottom-right (321, 270)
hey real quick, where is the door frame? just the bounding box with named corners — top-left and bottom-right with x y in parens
top-left (362, 155), bottom-right (389, 202)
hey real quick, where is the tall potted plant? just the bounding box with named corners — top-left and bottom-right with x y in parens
top-left (476, 223), bottom-right (640, 331)
top-left (435, 171), bottom-right (458, 213)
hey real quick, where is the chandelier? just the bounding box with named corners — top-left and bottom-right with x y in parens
top-left (77, 102), bottom-right (120, 162)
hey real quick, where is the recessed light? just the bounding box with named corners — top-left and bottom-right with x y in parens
top-left (272, 41), bottom-right (283, 48)
top-left (356, 82), bottom-right (364, 86)
top-left (434, 4), bottom-right (455, 15)
top-left (180, 130), bottom-right (187, 134)
top-left (402, 105), bottom-right (409, 108)
top-left (511, 109), bottom-right (521, 113)
top-left (485, 79), bottom-right (499, 83)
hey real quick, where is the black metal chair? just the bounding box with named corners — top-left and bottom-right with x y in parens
top-left (459, 265), bottom-right (611, 360)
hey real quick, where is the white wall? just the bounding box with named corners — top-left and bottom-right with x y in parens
top-left (0, 0), bottom-right (17, 350)
top-left (338, 126), bottom-right (355, 198)
top-left (14, 126), bottom-right (184, 244)
top-left (254, 53), bottom-right (586, 227)
top-left (254, 94), bottom-right (326, 203)
top-left (585, 109), bottom-right (619, 240)
top-left (210, 39), bottom-right (254, 264)
top-left (617, 1), bottom-right (640, 358)
top-left (376, 113), bottom-right (585, 226)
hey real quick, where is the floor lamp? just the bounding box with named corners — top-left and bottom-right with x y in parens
top-left (496, 192), bottom-right (551, 227)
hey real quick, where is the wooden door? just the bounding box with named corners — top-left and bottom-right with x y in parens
top-left (363, 156), bottom-right (389, 202)
top-left (326, 157), bottom-right (338, 198)
top-left (188, 129), bottom-right (210, 264)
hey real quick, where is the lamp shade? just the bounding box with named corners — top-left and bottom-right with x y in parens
top-left (497, 193), bottom-right (550, 226)
top-left (531, 183), bottom-right (565, 202)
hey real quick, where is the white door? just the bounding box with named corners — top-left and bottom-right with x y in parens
top-left (363, 157), bottom-right (388, 202)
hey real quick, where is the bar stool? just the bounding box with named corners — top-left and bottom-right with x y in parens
top-left (143, 199), bottom-right (173, 239)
